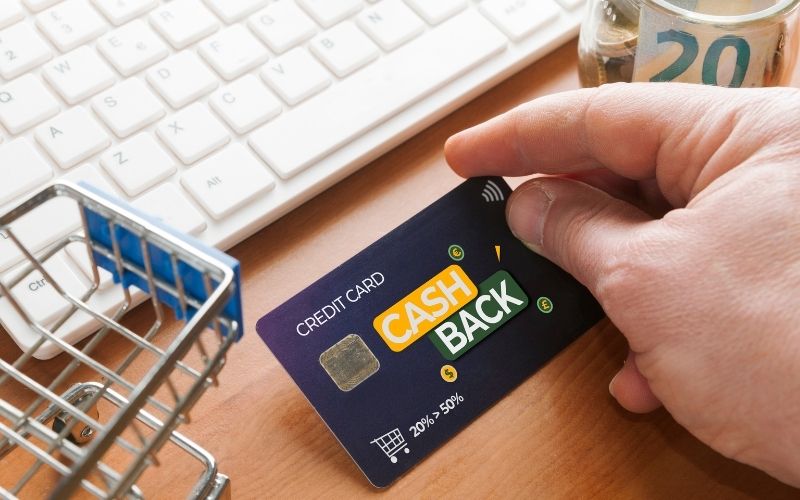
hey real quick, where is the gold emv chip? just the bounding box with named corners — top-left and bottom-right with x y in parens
top-left (319, 334), bottom-right (379, 392)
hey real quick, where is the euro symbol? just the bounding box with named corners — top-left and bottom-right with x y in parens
top-left (448, 245), bottom-right (465, 261)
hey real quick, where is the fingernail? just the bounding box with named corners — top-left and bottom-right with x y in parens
top-left (507, 183), bottom-right (553, 254)
top-left (609, 354), bottom-right (630, 399)
top-left (609, 371), bottom-right (620, 399)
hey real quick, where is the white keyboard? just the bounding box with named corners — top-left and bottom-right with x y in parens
top-left (0, 0), bottom-right (584, 358)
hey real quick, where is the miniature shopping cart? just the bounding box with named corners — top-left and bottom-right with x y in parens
top-left (0, 181), bottom-right (243, 498)
top-left (370, 428), bottom-right (409, 464)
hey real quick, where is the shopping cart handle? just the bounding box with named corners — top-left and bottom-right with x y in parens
top-left (75, 181), bottom-right (244, 340)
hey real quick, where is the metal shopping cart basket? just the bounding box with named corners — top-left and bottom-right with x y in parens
top-left (0, 181), bottom-right (243, 498)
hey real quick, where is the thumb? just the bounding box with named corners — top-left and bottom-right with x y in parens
top-left (506, 177), bottom-right (651, 293)
top-left (610, 350), bottom-right (662, 413)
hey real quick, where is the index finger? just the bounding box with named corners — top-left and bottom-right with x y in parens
top-left (444, 83), bottom-right (765, 206)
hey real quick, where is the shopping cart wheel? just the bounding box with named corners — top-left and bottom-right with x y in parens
top-left (390, 456), bottom-right (397, 464)
top-left (51, 395), bottom-right (100, 445)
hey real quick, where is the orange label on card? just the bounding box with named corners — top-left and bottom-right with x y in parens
top-left (373, 265), bottom-right (477, 352)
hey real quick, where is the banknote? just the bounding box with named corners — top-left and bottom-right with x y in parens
top-left (632, 0), bottom-right (787, 87)
top-left (666, 0), bottom-right (775, 15)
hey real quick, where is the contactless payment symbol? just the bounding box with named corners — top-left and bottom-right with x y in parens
top-left (448, 244), bottom-right (464, 261)
top-left (370, 428), bottom-right (410, 464)
top-left (537, 297), bottom-right (554, 314)
top-left (481, 179), bottom-right (505, 202)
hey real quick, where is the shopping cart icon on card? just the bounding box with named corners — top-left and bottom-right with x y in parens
top-left (370, 428), bottom-right (410, 464)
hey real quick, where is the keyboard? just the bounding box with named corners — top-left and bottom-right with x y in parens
top-left (0, 0), bottom-right (584, 358)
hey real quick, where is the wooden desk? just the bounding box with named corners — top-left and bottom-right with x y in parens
top-left (2, 39), bottom-right (798, 498)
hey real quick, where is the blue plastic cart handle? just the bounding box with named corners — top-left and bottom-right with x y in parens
top-left (76, 182), bottom-right (244, 341)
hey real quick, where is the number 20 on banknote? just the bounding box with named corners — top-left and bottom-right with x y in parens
top-left (632, 4), bottom-right (789, 87)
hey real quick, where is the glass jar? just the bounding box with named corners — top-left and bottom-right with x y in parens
top-left (578, 0), bottom-right (800, 87)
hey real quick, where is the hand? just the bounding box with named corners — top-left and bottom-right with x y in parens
top-left (445, 83), bottom-right (800, 487)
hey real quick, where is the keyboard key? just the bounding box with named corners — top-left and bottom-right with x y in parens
top-left (147, 51), bottom-right (218, 108)
top-left (404, 0), bottom-right (467, 25)
top-left (0, 75), bottom-right (60, 134)
top-left (297, 0), bottom-right (362, 28)
top-left (210, 75), bottom-right (281, 134)
top-left (250, 10), bottom-right (506, 178)
top-left (156, 103), bottom-right (229, 164)
top-left (357, 0), bottom-right (425, 51)
top-left (0, 1), bottom-right (24, 30)
top-left (149, 0), bottom-right (219, 50)
top-left (199, 25), bottom-right (269, 81)
top-left (0, 195), bottom-right (79, 273)
top-left (0, 23), bottom-right (53, 80)
top-left (480, 0), bottom-right (561, 41)
top-left (62, 162), bottom-right (120, 196)
top-left (35, 107), bottom-right (111, 169)
top-left (37, 0), bottom-right (108, 52)
top-left (100, 133), bottom-right (176, 196)
top-left (310, 22), bottom-right (380, 78)
top-left (0, 139), bottom-right (52, 206)
top-left (248, 1), bottom-right (317, 54)
top-left (97, 19), bottom-right (168, 76)
top-left (203, 0), bottom-right (267, 23)
top-left (65, 241), bottom-right (114, 290)
top-left (181, 144), bottom-right (275, 219)
top-left (4, 253), bottom-right (91, 327)
top-left (92, 78), bottom-right (165, 138)
top-left (132, 184), bottom-right (206, 235)
top-left (0, 162), bottom-right (117, 284)
top-left (58, 162), bottom-right (121, 288)
top-left (42, 46), bottom-right (116, 105)
top-left (260, 47), bottom-right (331, 105)
top-left (0, 268), bottom-right (131, 358)
top-left (22, 0), bottom-right (58, 12)
top-left (92, 0), bottom-right (158, 26)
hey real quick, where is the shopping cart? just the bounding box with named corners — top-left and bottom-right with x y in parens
top-left (0, 181), bottom-right (243, 498)
top-left (370, 428), bottom-right (410, 464)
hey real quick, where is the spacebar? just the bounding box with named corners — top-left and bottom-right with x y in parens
top-left (248, 10), bottom-right (507, 179)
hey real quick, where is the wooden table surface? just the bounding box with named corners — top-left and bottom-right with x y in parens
top-left (3, 39), bottom-right (799, 499)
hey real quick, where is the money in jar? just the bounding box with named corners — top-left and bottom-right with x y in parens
top-left (578, 0), bottom-right (800, 87)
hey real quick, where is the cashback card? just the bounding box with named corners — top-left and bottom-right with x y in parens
top-left (256, 177), bottom-right (604, 487)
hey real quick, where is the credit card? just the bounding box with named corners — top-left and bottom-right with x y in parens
top-left (256, 177), bottom-right (604, 487)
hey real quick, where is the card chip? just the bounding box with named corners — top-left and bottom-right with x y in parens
top-left (319, 334), bottom-right (379, 392)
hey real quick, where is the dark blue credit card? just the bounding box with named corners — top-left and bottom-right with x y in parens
top-left (256, 177), bottom-right (604, 487)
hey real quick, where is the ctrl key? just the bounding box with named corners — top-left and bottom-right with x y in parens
top-left (0, 253), bottom-right (90, 328)
top-left (181, 144), bottom-right (275, 220)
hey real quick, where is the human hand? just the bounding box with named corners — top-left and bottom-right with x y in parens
top-left (444, 83), bottom-right (800, 487)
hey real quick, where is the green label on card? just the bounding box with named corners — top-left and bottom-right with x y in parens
top-left (428, 270), bottom-right (528, 361)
